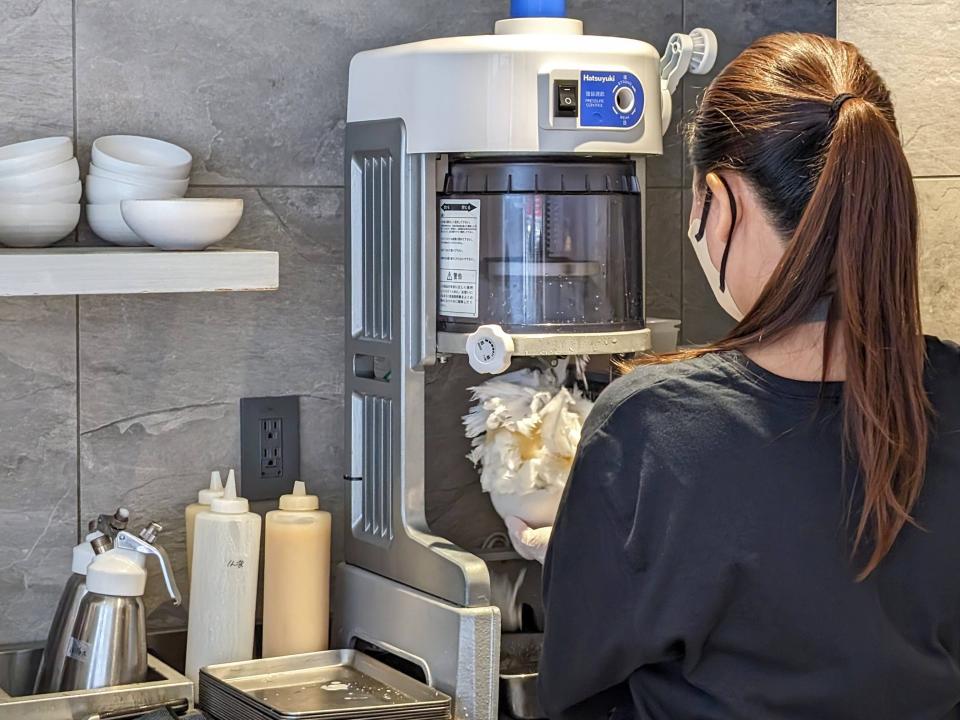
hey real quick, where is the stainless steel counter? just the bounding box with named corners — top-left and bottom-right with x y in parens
top-left (0, 637), bottom-right (192, 720)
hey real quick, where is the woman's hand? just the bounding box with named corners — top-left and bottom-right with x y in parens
top-left (504, 516), bottom-right (553, 564)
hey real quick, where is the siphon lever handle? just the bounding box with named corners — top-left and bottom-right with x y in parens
top-left (115, 529), bottom-right (182, 607)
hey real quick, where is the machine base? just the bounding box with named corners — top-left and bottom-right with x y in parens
top-left (437, 327), bottom-right (652, 357)
top-left (334, 563), bottom-right (502, 720)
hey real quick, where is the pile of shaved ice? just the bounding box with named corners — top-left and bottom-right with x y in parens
top-left (462, 366), bottom-right (594, 496)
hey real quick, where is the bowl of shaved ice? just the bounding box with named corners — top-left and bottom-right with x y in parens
top-left (462, 364), bottom-right (593, 529)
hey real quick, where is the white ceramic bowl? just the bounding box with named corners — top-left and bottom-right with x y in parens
top-left (0, 203), bottom-right (80, 247)
top-left (489, 487), bottom-right (563, 529)
top-left (88, 162), bottom-right (190, 195)
top-left (92, 136), bottom-right (192, 180)
top-left (0, 137), bottom-right (73, 178)
top-left (0, 180), bottom-right (82, 204)
top-left (84, 174), bottom-right (184, 204)
top-left (85, 204), bottom-right (148, 246)
top-left (0, 158), bottom-right (79, 192)
top-left (120, 198), bottom-right (243, 251)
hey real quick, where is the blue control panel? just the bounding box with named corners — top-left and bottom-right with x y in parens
top-left (579, 70), bottom-right (644, 129)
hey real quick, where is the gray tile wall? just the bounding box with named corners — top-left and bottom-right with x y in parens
top-left (0, 0), bottom-right (78, 644)
top-left (839, 0), bottom-right (960, 341)
top-left (679, 0), bottom-right (836, 343)
top-left (0, 0), bottom-right (835, 643)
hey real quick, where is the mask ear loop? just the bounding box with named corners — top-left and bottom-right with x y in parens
top-left (716, 174), bottom-right (738, 292)
top-left (694, 189), bottom-right (714, 241)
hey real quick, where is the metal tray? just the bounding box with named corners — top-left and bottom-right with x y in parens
top-left (0, 642), bottom-right (192, 720)
top-left (199, 650), bottom-right (450, 719)
top-left (199, 676), bottom-right (445, 720)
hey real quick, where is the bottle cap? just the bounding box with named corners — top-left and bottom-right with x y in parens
top-left (279, 481), bottom-right (320, 511)
top-left (510, 0), bottom-right (565, 17)
top-left (85, 549), bottom-right (147, 597)
top-left (210, 469), bottom-right (249, 514)
top-left (71, 530), bottom-right (104, 575)
top-left (197, 470), bottom-right (225, 505)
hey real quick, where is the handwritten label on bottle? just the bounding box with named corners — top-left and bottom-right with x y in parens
top-left (227, 559), bottom-right (245, 568)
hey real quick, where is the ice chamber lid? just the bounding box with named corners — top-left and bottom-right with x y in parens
top-left (443, 157), bottom-right (640, 194)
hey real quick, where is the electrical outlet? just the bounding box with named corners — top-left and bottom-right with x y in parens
top-left (240, 396), bottom-right (300, 501)
top-left (260, 417), bottom-right (283, 478)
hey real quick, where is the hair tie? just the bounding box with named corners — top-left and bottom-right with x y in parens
top-left (830, 93), bottom-right (858, 122)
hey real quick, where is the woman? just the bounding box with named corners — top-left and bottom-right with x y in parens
top-left (528, 32), bottom-right (960, 719)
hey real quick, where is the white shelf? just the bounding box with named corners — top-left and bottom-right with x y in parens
top-left (0, 247), bottom-right (279, 297)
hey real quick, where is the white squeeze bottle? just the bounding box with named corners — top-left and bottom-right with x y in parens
top-left (262, 481), bottom-right (332, 657)
top-left (184, 470), bottom-right (224, 584)
top-left (184, 469), bottom-right (261, 694)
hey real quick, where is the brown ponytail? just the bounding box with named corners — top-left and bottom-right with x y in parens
top-left (644, 33), bottom-right (930, 578)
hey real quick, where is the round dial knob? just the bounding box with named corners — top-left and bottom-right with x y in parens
top-left (615, 86), bottom-right (636, 114)
top-left (465, 325), bottom-right (515, 375)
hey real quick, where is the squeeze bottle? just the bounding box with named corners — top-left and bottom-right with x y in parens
top-left (184, 469), bottom-right (261, 695)
top-left (262, 481), bottom-right (332, 657)
top-left (184, 470), bottom-right (224, 583)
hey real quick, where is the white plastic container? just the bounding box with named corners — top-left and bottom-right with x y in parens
top-left (262, 481), bottom-right (332, 658)
top-left (184, 469), bottom-right (261, 695)
top-left (184, 470), bottom-right (224, 584)
top-left (646, 317), bottom-right (681, 353)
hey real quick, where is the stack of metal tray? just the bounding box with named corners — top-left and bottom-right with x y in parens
top-left (198, 650), bottom-right (451, 720)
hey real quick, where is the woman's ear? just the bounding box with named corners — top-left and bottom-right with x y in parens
top-left (703, 171), bottom-right (733, 268)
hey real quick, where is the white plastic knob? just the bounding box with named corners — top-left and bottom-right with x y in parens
top-left (465, 325), bottom-right (515, 375)
top-left (688, 28), bottom-right (718, 75)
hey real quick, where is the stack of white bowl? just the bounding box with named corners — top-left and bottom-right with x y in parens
top-left (86, 135), bottom-right (243, 250)
top-left (0, 137), bottom-right (81, 248)
top-left (85, 135), bottom-right (192, 247)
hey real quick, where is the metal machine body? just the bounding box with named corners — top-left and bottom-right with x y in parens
top-left (336, 8), bottom-right (716, 719)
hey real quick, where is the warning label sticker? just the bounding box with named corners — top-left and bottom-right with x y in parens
top-left (439, 200), bottom-right (480, 317)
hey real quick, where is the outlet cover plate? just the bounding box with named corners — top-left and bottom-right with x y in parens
top-left (240, 395), bottom-right (300, 501)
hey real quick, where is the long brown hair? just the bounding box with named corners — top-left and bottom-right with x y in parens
top-left (648, 33), bottom-right (929, 578)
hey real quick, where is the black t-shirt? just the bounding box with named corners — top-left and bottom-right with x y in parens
top-left (540, 337), bottom-right (960, 720)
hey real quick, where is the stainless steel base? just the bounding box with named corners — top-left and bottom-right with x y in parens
top-left (0, 643), bottom-right (191, 720)
top-left (499, 634), bottom-right (543, 720)
top-left (334, 564), bottom-right (501, 720)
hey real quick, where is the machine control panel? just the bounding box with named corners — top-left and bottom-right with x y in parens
top-left (579, 70), bottom-right (644, 128)
top-left (546, 68), bottom-right (645, 131)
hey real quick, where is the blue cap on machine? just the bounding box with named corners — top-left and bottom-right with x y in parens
top-left (510, 0), bottom-right (566, 18)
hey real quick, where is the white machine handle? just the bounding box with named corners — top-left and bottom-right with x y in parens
top-left (658, 27), bottom-right (719, 134)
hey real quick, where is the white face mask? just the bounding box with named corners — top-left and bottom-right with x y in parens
top-left (688, 215), bottom-right (744, 321)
